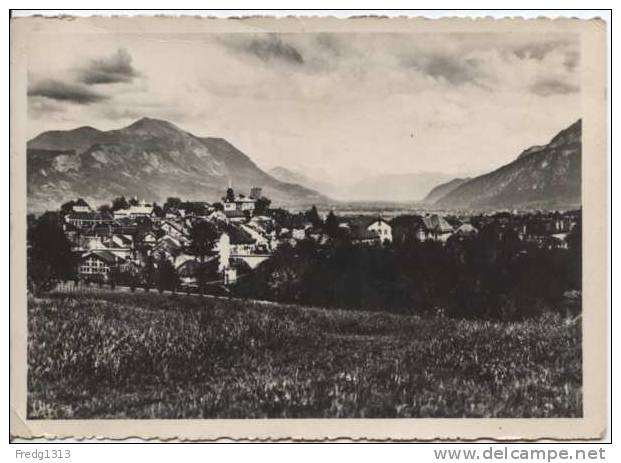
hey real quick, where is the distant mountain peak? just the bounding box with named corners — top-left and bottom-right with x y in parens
top-left (123, 117), bottom-right (181, 134)
top-left (73, 126), bottom-right (101, 134)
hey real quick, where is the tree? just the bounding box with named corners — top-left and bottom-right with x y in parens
top-left (164, 197), bottom-right (182, 213)
top-left (566, 218), bottom-right (582, 255)
top-left (270, 208), bottom-right (293, 229)
top-left (60, 200), bottom-right (76, 215)
top-left (27, 212), bottom-right (76, 293)
top-left (126, 271), bottom-right (138, 292)
top-left (305, 205), bottom-right (322, 228)
top-left (254, 196), bottom-right (271, 216)
top-left (195, 259), bottom-right (219, 295)
top-left (212, 202), bottom-right (224, 212)
top-left (109, 266), bottom-right (120, 289)
top-left (128, 197), bottom-right (140, 206)
top-left (152, 203), bottom-right (164, 218)
top-left (98, 204), bottom-right (112, 214)
top-left (566, 218), bottom-right (582, 290)
top-left (156, 258), bottom-right (180, 294)
top-left (188, 221), bottom-right (219, 262)
top-left (141, 255), bottom-right (156, 292)
top-left (324, 211), bottom-right (340, 238)
top-left (111, 196), bottom-right (130, 211)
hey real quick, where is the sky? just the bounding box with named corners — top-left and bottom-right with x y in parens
top-left (26, 31), bottom-right (581, 183)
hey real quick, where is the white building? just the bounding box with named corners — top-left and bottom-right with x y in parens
top-left (367, 219), bottom-right (393, 243)
top-left (224, 195), bottom-right (256, 212)
top-left (113, 202), bottom-right (154, 219)
top-left (349, 217), bottom-right (393, 244)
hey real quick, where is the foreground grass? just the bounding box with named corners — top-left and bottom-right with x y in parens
top-left (27, 293), bottom-right (582, 418)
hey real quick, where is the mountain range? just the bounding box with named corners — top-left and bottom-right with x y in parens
top-left (432, 119), bottom-right (581, 210)
top-left (27, 117), bottom-right (581, 213)
top-left (27, 118), bottom-right (326, 212)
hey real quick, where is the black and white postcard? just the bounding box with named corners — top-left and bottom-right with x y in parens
top-left (9, 13), bottom-right (608, 440)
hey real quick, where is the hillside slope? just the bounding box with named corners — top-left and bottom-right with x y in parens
top-left (436, 120), bottom-right (581, 210)
top-left (422, 178), bottom-right (471, 204)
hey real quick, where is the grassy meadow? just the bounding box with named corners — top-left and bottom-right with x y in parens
top-left (27, 292), bottom-right (582, 418)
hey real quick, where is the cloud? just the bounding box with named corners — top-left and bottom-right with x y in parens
top-left (28, 79), bottom-right (108, 104)
top-left (78, 48), bottom-right (140, 84)
top-left (403, 54), bottom-right (485, 87)
top-left (563, 50), bottom-right (580, 71)
top-left (223, 34), bottom-right (304, 66)
top-left (530, 78), bottom-right (579, 96)
top-left (423, 56), bottom-right (480, 85)
top-left (512, 41), bottom-right (568, 60)
top-left (28, 98), bottom-right (67, 117)
top-left (25, 31), bottom-right (582, 179)
top-left (511, 39), bottom-right (580, 73)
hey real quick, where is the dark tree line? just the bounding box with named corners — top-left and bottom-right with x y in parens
top-left (233, 223), bottom-right (582, 320)
top-left (27, 212), bottom-right (76, 294)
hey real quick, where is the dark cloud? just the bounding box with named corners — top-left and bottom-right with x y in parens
top-left (28, 79), bottom-right (108, 104)
top-left (424, 56), bottom-right (479, 85)
top-left (530, 78), bottom-right (579, 97)
top-left (512, 41), bottom-right (566, 60)
top-left (404, 54), bottom-right (484, 86)
top-left (78, 48), bottom-right (139, 84)
top-left (512, 40), bottom-right (580, 74)
top-left (227, 34), bottom-right (304, 65)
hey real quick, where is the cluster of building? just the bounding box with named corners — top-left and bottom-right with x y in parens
top-left (467, 210), bottom-right (580, 249)
top-left (59, 188), bottom-right (581, 287)
top-left (62, 188), bottom-right (274, 286)
top-left (338, 209), bottom-right (580, 249)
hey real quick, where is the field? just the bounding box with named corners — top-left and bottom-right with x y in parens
top-left (27, 292), bottom-right (582, 418)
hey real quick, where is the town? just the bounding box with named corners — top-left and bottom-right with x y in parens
top-left (26, 184), bottom-right (582, 298)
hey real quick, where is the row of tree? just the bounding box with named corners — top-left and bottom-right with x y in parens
top-left (110, 256), bottom-right (220, 294)
top-left (233, 223), bottom-right (582, 320)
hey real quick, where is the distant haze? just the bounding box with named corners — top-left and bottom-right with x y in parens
top-left (268, 166), bottom-right (472, 201)
top-left (27, 31), bottom-right (580, 184)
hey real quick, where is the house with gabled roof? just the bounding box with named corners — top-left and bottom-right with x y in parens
top-left (77, 250), bottom-right (130, 281)
top-left (152, 235), bottom-right (184, 261)
top-left (453, 223), bottom-right (478, 238)
top-left (343, 216), bottom-right (392, 244)
top-left (159, 220), bottom-right (189, 244)
top-left (224, 209), bottom-right (247, 223)
top-left (72, 198), bottom-right (92, 213)
top-left (390, 214), bottom-right (454, 243)
top-left (65, 211), bottom-right (114, 228)
top-left (113, 202), bottom-right (154, 219)
top-left (222, 189), bottom-right (257, 213)
top-left (417, 214), bottom-right (454, 242)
